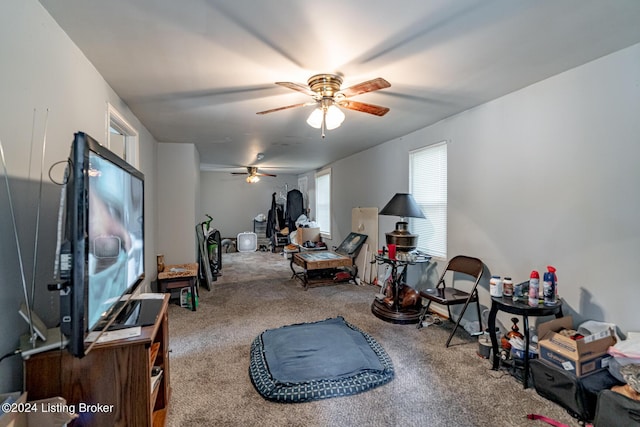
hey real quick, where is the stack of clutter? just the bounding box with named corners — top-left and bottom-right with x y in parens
top-left (509, 333), bottom-right (538, 360)
top-left (490, 266), bottom-right (559, 307)
top-left (607, 332), bottom-right (640, 400)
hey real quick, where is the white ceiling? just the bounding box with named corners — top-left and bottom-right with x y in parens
top-left (38, 0), bottom-right (640, 174)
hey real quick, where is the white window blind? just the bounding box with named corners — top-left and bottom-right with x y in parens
top-left (409, 141), bottom-right (447, 258)
top-left (315, 168), bottom-right (331, 238)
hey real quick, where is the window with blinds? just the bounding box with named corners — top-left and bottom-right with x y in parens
top-left (315, 168), bottom-right (332, 238)
top-left (409, 141), bottom-right (447, 258)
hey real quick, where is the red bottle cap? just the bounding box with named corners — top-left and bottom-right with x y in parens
top-left (530, 270), bottom-right (539, 279)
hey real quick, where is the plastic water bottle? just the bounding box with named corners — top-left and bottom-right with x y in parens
top-left (543, 266), bottom-right (556, 305)
top-left (528, 270), bottom-right (540, 307)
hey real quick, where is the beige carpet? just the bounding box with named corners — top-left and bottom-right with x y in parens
top-left (164, 251), bottom-right (579, 427)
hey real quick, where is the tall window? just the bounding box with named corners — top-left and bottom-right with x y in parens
top-left (315, 168), bottom-right (331, 239)
top-left (409, 141), bottom-right (447, 258)
top-left (107, 103), bottom-right (139, 167)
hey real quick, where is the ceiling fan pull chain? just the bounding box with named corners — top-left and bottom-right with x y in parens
top-left (321, 108), bottom-right (327, 139)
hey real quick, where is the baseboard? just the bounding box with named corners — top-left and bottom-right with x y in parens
top-left (428, 305), bottom-right (449, 320)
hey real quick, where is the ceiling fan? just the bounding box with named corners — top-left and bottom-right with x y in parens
top-left (231, 166), bottom-right (277, 183)
top-left (257, 74), bottom-right (391, 137)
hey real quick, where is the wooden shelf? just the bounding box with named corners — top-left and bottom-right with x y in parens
top-left (24, 294), bottom-right (171, 427)
top-left (152, 408), bottom-right (167, 427)
top-left (150, 341), bottom-right (160, 366)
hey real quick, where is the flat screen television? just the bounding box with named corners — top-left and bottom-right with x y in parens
top-left (58, 131), bottom-right (145, 357)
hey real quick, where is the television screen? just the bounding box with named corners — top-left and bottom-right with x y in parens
top-left (60, 131), bottom-right (145, 357)
top-left (87, 149), bottom-right (144, 330)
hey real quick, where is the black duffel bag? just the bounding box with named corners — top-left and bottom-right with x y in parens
top-left (530, 359), bottom-right (622, 422)
top-left (594, 389), bottom-right (640, 427)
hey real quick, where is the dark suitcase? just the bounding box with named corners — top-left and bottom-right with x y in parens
top-left (530, 359), bottom-right (622, 422)
top-left (594, 389), bottom-right (640, 427)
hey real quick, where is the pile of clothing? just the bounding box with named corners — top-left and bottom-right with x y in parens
top-left (608, 334), bottom-right (640, 400)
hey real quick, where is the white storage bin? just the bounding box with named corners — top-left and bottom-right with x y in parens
top-left (237, 232), bottom-right (258, 252)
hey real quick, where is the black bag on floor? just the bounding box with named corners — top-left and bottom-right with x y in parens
top-left (530, 359), bottom-right (622, 422)
top-left (594, 389), bottom-right (640, 427)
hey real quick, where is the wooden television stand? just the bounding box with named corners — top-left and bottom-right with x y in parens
top-left (24, 294), bottom-right (171, 427)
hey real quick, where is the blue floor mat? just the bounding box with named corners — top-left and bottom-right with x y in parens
top-left (249, 316), bottom-right (394, 403)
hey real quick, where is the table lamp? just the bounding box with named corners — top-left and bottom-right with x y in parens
top-left (379, 193), bottom-right (425, 251)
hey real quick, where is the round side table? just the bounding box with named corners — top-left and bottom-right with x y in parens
top-left (488, 296), bottom-right (563, 388)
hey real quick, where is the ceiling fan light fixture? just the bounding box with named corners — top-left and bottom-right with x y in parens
top-left (259, 73), bottom-right (390, 138)
top-left (306, 103), bottom-right (345, 131)
top-left (306, 107), bottom-right (324, 129)
top-left (325, 105), bottom-right (345, 130)
top-left (246, 175), bottom-right (260, 183)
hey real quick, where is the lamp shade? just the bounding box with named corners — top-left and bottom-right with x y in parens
top-left (324, 105), bottom-right (345, 130)
top-left (379, 193), bottom-right (425, 219)
top-left (379, 193), bottom-right (424, 251)
top-left (306, 108), bottom-right (324, 128)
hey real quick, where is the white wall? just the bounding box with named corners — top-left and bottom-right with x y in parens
top-left (199, 172), bottom-right (299, 238)
top-left (0, 0), bottom-right (158, 392)
top-left (157, 143), bottom-right (200, 264)
top-left (322, 43), bottom-right (640, 334)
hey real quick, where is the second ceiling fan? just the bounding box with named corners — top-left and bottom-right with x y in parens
top-left (257, 74), bottom-right (391, 137)
top-left (231, 166), bottom-right (276, 183)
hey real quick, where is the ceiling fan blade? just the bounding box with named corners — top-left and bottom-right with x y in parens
top-left (338, 100), bottom-right (390, 116)
top-left (275, 81), bottom-right (315, 97)
top-left (338, 78), bottom-right (391, 98)
top-left (231, 166), bottom-right (278, 177)
top-left (256, 101), bottom-right (314, 115)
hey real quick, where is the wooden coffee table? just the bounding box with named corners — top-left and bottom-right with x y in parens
top-left (290, 251), bottom-right (354, 290)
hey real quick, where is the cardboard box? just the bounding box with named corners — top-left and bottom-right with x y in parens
top-left (510, 346), bottom-right (537, 360)
top-left (294, 227), bottom-right (321, 245)
top-left (537, 316), bottom-right (616, 377)
top-left (0, 392), bottom-right (27, 427)
top-left (0, 393), bottom-right (75, 427)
